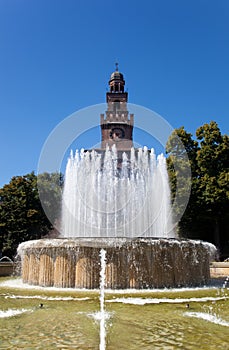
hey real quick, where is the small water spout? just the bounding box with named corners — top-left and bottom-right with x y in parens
top-left (0, 256), bottom-right (14, 263)
top-left (223, 275), bottom-right (229, 289)
top-left (99, 248), bottom-right (107, 350)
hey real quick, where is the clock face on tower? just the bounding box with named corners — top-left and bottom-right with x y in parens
top-left (110, 128), bottom-right (125, 140)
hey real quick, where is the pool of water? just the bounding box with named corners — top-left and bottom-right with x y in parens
top-left (0, 277), bottom-right (228, 349)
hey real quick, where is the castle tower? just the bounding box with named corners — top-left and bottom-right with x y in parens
top-left (100, 64), bottom-right (134, 150)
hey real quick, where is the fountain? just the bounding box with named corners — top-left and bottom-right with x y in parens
top-left (62, 145), bottom-right (174, 239)
top-left (18, 67), bottom-right (216, 290)
top-left (17, 145), bottom-right (215, 288)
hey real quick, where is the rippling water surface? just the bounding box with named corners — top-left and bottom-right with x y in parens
top-left (0, 278), bottom-right (228, 349)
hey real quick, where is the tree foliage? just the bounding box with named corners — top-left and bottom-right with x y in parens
top-left (37, 172), bottom-right (63, 227)
top-left (0, 172), bottom-right (63, 259)
top-left (166, 127), bottom-right (198, 225)
top-left (166, 121), bottom-right (229, 258)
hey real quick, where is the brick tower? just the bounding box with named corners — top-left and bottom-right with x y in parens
top-left (100, 64), bottom-right (134, 150)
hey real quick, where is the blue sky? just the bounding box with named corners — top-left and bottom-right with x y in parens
top-left (0, 0), bottom-right (228, 187)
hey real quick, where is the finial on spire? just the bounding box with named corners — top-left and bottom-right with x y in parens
top-left (115, 62), bottom-right (119, 71)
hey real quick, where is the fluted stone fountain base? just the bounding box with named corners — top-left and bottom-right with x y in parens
top-left (17, 238), bottom-right (215, 289)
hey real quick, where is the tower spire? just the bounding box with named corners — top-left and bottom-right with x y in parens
top-left (108, 64), bottom-right (125, 93)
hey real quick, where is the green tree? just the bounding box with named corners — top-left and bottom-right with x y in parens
top-left (166, 126), bottom-right (198, 236)
top-left (37, 172), bottom-right (63, 228)
top-left (166, 121), bottom-right (229, 258)
top-left (196, 121), bottom-right (229, 253)
top-left (0, 172), bottom-right (63, 259)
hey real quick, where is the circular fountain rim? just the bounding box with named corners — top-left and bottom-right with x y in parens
top-left (17, 237), bottom-right (217, 250)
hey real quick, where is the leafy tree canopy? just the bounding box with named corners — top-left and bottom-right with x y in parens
top-left (166, 121), bottom-right (229, 258)
top-left (0, 172), bottom-right (62, 259)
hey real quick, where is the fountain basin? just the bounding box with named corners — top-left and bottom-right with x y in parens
top-left (0, 257), bottom-right (14, 277)
top-left (0, 262), bottom-right (14, 277)
top-left (17, 238), bottom-right (216, 289)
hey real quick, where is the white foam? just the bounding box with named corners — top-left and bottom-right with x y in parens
top-left (0, 308), bottom-right (31, 318)
top-left (4, 294), bottom-right (90, 301)
top-left (1, 278), bottom-right (226, 293)
top-left (107, 296), bottom-right (229, 305)
top-left (0, 278), bottom-right (95, 292)
top-left (185, 311), bottom-right (229, 327)
top-left (88, 311), bottom-right (112, 322)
